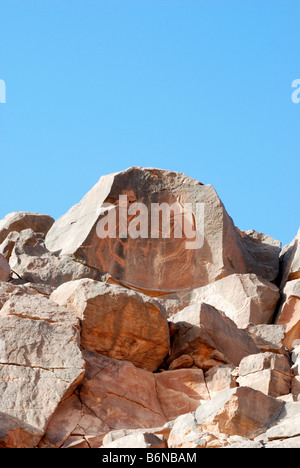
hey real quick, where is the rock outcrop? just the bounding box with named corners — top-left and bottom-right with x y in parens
top-left (0, 167), bottom-right (299, 448)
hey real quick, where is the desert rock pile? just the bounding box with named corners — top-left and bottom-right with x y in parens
top-left (0, 167), bottom-right (299, 448)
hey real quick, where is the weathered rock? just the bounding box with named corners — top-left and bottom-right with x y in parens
top-left (245, 324), bottom-right (288, 355)
top-left (195, 387), bottom-right (284, 439)
top-left (168, 354), bottom-right (194, 370)
top-left (0, 212), bottom-right (54, 245)
top-left (154, 369), bottom-right (210, 420)
top-left (51, 279), bottom-right (170, 372)
top-left (265, 400), bottom-right (300, 440)
top-left (280, 228), bottom-right (300, 287)
top-left (292, 376), bottom-right (300, 400)
top-left (275, 279), bottom-right (300, 350)
top-left (74, 351), bottom-right (166, 439)
top-left (0, 294), bottom-right (85, 444)
top-left (164, 274), bottom-right (279, 328)
top-left (0, 412), bottom-right (42, 448)
top-left (237, 353), bottom-right (291, 398)
top-left (237, 229), bottom-right (281, 283)
top-left (38, 394), bottom-right (82, 448)
top-left (168, 302), bottom-right (260, 370)
top-left (167, 412), bottom-right (227, 448)
top-left (0, 254), bottom-right (10, 282)
top-left (102, 423), bottom-right (173, 447)
top-left (204, 365), bottom-right (238, 399)
top-left (45, 167), bottom-right (280, 296)
top-left (8, 229), bottom-right (102, 288)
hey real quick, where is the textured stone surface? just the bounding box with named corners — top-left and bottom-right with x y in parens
top-left (245, 324), bottom-right (288, 355)
top-left (238, 353), bottom-right (291, 398)
top-left (265, 401), bottom-right (300, 440)
top-left (0, 254), bottom-right (10, 282)
top-left (0, 294), bottom-right (85, 445)
top-left (0, 212), bottom-right (54, 245)
top-left (155, 369), bottom-right (210, 420)
top-left (0, 412), bottom-right (42, 448)
top-left (76, 351), bottom-right (166, 435)
top-left (168, 302), bottom-right (260, 370)
top-left (276, 279), bottom-right (300, 350)
top-left (163, 274), bottom-right (280, 328)
top-left (45, 167), bottom-right (280, 296)
top-left (51, 279), bottom-right (170, 372)
top-left (280, 228), bottom-right (300, 287)
top-left (195, 387), bottom-right (284, 439)
top-left (205, 365), bottom-right (238, 399)
top-left (8, 229), bottom-right (102, 288)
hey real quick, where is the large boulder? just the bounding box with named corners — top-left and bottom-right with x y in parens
top-left (51, 279), bottom-right (170, 372)
top-left (168, 302), bottom-right (260, 370)
top-left (0, 293), bottom-right (85, 447)
top-left (0, 212), bottom-right (54, 245)
top-left (45, 167), bottom-right (280, 295)
top-left (0, 254), bottom-right (10, 282)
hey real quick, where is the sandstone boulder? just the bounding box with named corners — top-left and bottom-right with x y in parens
top-left (237, 353), bottom-right (291, 398)
top-left (102, 432), bottom-right (166, 448)
top-left (0, 212), bottom-right (54, 245)
top-left (168, 302), bottom-right (260, 370)
top-left (45, 167), bottom-right (280, 296)
top-left (51, 279), bottom-right (170, 372)
top-left (0, 254), bottom-right (10, 282)
top-left (195, 387), bottom-right (284, 439)
top-left (275, 279), bottom-right (300, 350)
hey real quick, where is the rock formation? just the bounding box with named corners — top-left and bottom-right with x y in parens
top-left (0, 166), bottom-right (299, 448)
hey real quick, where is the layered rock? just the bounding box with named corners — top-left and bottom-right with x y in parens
top-left (51, 279), bottom-right (170, 372)
top-left (45, 167), bottom-right (280, 295)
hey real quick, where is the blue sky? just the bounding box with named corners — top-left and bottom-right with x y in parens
top-left (0, 0), bottom-right (299, 247)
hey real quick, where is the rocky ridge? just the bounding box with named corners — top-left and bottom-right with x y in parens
top-left (0, 167), bottom-right (299, 448)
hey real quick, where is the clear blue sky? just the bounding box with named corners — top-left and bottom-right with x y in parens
top-left (0, 0), bottom-right (299, 247)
